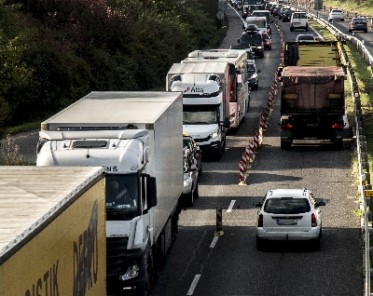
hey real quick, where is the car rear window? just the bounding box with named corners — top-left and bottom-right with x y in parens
top-left (264, 197), bottom-right (310, 214)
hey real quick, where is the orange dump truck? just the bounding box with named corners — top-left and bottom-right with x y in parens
top-left (0, 166), bottom-right (106, 296)
top-left (279, 41), bottom-right (346, 149)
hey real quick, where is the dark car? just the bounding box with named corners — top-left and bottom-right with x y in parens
top-left (282, 9), bottom-right (293, 22)
top-left (349, 17), bottom-right (368, 33)
top-left (243, 23), bottom-right (260, 32)
top-left (237, 31), bottom-right (264, 58)
top-left (247, 59), bottom-right (260, 90)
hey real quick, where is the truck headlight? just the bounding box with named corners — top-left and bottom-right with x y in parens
top-left (119, 265), bottom-right (139, 281)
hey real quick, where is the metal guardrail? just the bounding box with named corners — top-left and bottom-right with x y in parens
top-left (310, 14), bottom-right (373, 296)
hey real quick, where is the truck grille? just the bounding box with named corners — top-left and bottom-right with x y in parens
top-left (106, 237), bottom-right (128, 275)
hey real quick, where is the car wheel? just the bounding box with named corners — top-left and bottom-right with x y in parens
top-left (312, 236), bottom-right (321, 251)
top-left (194, 183), bottom-right (199, 199)
top-left (253, 84), bottom-right (258, 90)
top-left (281, 139), bottom-right (291, 150)
top-left (188, 190), bottom-right (194, 207)
top-left (364, 29), bottom-right (368, 33)
top-left (256, 237), bottom-right (265, 250)
top-left (290, 27), bottom-right (293, 32)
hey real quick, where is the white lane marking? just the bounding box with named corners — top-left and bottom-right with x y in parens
top-left (210, 235), bottom-right (219, 248)
top-left (226, 200), bottom-right (236, 213)
top-left (186, 274), bottom-right (201, 295)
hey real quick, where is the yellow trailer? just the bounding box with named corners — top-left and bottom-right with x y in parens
top-left (0, 166), bottom-right (106, 296)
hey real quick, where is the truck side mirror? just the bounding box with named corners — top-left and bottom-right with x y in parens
top-left (143, 174), bottom-right (157, 211)
top-left (223, 118), bottom-right (230, 128)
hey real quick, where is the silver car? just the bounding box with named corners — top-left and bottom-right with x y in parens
top-left (255, 188), bottom-right (326, 250)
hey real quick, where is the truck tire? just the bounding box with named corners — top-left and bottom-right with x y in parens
top-left (136, 250), bottom-right (152, 296)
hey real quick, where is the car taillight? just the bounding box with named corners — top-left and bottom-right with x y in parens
top-left (258, 214), bottom-right (263, 227)
top-left (331, 123), bottom-right (343, 129)
top-left (311, 213), bottom-right (317, 227)
top-left (281, 122), bottom-right (293, 129)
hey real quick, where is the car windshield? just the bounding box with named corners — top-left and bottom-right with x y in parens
top-left (264, 197), bottom-right (311, 214)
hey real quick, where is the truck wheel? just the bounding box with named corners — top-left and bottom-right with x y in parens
top-left (136, 250), bottom-right (152, 296)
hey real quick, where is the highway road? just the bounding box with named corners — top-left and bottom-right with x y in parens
top-left (149, 6), bottom-right (364, 296)
top-left (10, 5), bottom-right (364, 296)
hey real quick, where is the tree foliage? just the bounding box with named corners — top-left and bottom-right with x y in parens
top-left (0, 0), bottom-right (225, 127)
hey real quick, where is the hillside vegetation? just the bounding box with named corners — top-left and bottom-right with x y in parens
top-left (0, 0), bottom-right (226, 131)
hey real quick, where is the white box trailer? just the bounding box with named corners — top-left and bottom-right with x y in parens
top-left (0, 166), bottom-right (106, 296)
top-left (36, 91), bottom-right (184, 295)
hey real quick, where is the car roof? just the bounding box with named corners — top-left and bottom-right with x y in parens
top-left (266, 189), bottom-right (310, 198)
top-left (352, 17), bottom-right (367, 21)
top-left (331, 9), bottom-right (343, 12)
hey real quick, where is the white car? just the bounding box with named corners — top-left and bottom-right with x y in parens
top-left (328, 9), bottom-right (345, 21)
top-left (290, 11), bottom-right (308, 31)
top-left (255, 188), bottom-right (326, 250)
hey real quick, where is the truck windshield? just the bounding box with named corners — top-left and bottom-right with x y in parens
top-left (183, 105), bottom-right (219, 124)
top-left (106, 174), bottom-right (140, 221)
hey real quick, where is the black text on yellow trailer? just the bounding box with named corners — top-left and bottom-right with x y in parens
top-left (0, 166), bottom-right (106, 296)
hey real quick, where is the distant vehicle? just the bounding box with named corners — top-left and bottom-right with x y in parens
top-left (236, 0), bottom-right (243, 11)
top-left (278, 6), bottom-right (287, 19)
top-left (261, 31), bottom-right (272, 49)
top-left (245, 16), bottom-right (271, 35)
top-left (182, 143), bottom-right (199, 207)
top-left (328, 9), bottom-right (344, 21)
top-left (238, 30), bottom-right (264, 58)
top-left (251, 9), bottom-right (272, 23)
top-left (254, 188), bottom-right (326, 250)
top-left (290, 11), bottom-right (308, 31)
top-left (183, 133), bottom-right (203, 175)
top-left (281, 9), bottom-right (293, 22)
top-left (243, 3), bottom-right (262, 18)
top-left (244, 23), bottom-right (260, 32)
top-left (295, 33), bottom-right (319, 43)
top-left (247, 59), bottom-right (260, 90)
top-left (349, 17), bottom-right (368, 33)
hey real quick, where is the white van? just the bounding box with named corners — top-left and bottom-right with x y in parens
top-left (245, 16), bottom-right (270, 35)
top-left (290, 11), bottom-right (308, 31)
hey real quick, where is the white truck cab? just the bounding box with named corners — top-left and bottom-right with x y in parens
top-left (166, 62), bottom-right (231, 160)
